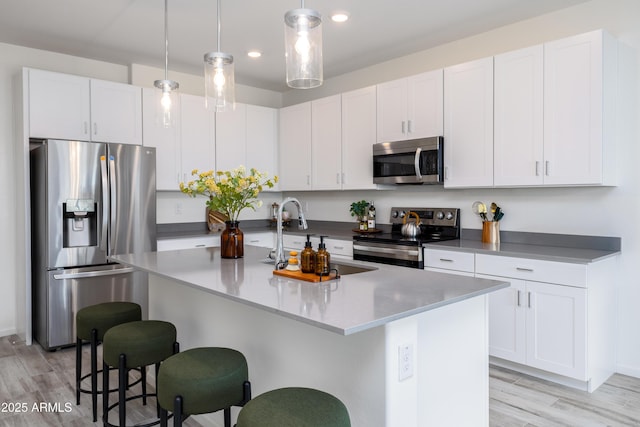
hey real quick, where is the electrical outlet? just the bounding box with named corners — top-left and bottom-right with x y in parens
top-left (398, 343), bottom-right (413, 381)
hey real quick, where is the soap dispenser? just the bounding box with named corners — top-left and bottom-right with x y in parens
top-left (301, 234), bottom-right (316, 274)
top-left (315, 236), bottom-right (331, 276)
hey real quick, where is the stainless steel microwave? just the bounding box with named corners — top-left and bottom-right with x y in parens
top-left (372, 136), bottom-right (444, 184)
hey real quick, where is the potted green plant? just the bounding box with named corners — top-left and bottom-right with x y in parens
top-left (349, 200), bottom-right (369, 222)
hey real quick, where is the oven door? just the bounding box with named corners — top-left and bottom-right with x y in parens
top-left (373, 137), bottom-right (443, 184)
top-left (353, 240), bottom-right (423, 269)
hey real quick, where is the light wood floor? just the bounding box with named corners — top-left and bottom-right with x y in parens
top-left (1, 334), bottom-right (639, 426)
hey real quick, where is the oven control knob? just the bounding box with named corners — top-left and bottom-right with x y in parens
top-left (446, 211), bottom-right (454, 220)
top-left (399, 210), bottom-right (406, 219)
top-left (436, 211), bottom-right (445, 220)
top-left (392, 210), bottom-right (399, 219)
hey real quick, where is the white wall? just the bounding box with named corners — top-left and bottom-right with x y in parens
top-left (3, 0), bottom-right (639, 378)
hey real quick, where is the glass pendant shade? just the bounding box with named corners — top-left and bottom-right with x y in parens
top-left (284, 8), bottom-right (323, 89)
top-left (204, 52), bottom-right (235, 112)
top-left (154, 0), bottom-right (179, 127)
top-left (154, 79), bottom-right (180, 127)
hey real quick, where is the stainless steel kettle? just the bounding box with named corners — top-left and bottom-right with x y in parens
top-left (401, 211), bottom-right (422, 237)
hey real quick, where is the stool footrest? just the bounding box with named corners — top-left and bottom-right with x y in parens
top-left (104, 393), bottom-right (170, 427)
top-left (78, 367), bottom-right (142, 395)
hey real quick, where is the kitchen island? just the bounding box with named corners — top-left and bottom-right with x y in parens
top-left (110, 245), bottom-right (508, 427)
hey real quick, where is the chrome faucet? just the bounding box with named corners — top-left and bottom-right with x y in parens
top-left (274, 197), bottom-right (308, 269)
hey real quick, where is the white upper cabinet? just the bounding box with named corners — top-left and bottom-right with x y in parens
top-left (246, 105), bottom-right (279, 190)
top-left (28, 68), bottom-right (91, 141)
top-left (143, 92), bottom-right (215, 190)
top-left (180, 93), bottom-right (215, 182)
top-left (278, 102), bottom-right (312, 191)
top-left (28, 68), bottom-right (142, 144)
top-left (216, 103), bottom-right (247, 172)
top-left (443, 57), bottom-right (494, 188)
top-left (494, 45), bottom-right (544, 186)
top-left (311, 95), bottom-right (342, 190)
top-left (543, 29), bottom-right (617, 186)
top-left (377, 69), bottom-right (444, 143)
top-left (89, 79), bottom-right (142, 145)
top-left (341, 86), bottom-right (377, 190)
top-left (216, 103), bottom-right (279, 189)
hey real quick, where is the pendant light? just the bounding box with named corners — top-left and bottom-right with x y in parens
top-left (204, 0), bottom-right (235, 112)
top-left (153, 0), bottom-right (180, 127)
top-left (284, 0), bottom-right (323, 89)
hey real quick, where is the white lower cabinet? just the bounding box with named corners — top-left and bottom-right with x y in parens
top-left (244, 231), bottom-right (275, 248)
top-left (157, 235), bottom-right (220, 251)
top-left (425, 247), bottom-right (615, 391)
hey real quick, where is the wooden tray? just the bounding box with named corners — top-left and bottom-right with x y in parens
top-left (273, 269), bottom-right (338, 283)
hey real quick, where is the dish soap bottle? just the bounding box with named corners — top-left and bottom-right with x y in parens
top-left (367, 201), bottom-right (376, 229)
top-left (315, 236), bottom-right (330, 276)
top-left (301, 234), bottom-right (316, 274)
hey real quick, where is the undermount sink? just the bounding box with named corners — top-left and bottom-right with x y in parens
top-left (331, 262), bottom-right (377, 276)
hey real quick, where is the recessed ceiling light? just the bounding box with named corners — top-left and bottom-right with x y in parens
top-left (331, 12), bottom-right (349, 23)
top-left (247, 50), bottom-right (262, 58)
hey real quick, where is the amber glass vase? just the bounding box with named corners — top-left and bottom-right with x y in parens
top-left (221, 221), bottom-right (244, 259)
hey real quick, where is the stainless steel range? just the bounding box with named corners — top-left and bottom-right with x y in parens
top-left (353, 207), bottom-right (460, 268)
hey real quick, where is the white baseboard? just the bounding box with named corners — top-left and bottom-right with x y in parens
top-left (0, 328), bottom-right (17, 339)
top-left (615, 363), bottom-right (640, 379)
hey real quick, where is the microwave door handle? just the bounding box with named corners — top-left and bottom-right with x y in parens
top-left (100, 155), bottom-right (108, 251)
top-left (414, 147), bottom-right (423, 180)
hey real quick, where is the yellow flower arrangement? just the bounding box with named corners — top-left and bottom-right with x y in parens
top-left (180, 166), bottom-right (278, 222)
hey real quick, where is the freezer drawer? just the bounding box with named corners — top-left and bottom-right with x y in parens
top-left (34, 264), bottom-right (148, 350)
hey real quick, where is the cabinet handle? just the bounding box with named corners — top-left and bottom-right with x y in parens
top-left (93, 123), bottom-right (98, 135)
top-left (334, 245), bottom-right (344, 250)
top-left (516, 267), bottom-right (534, 272)
top-left (407, 119), bottom-right (413, 133)
top-left (528, 292), bottom-right (532, 308)
top-left (336, 173), bottom-right (340, 184)
top-left (195, 244), bottom-right (205, 248)
top-left (439, 258), bottom-right (454, 262)
top-left (545, 161), bottom-right (550, 176)
top-left (341, 172), bottom-right (345, 184)
top-left (444, 166), bottom-right (449, 181)
top-left (401, 121), bottom-right (406, 134)
top-left (249, 240), bottom-right (259, 243)
top-left (516, 290), bottom-right (521, 307)
top-left (84, 122), bottom-right (88, 135)
top-left (307, 175), bottom-right (310, 186)
top-left (535, 161), bottom-right (540, 176)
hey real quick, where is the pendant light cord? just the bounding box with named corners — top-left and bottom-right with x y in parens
top-left (217, 0), bottom-right (221, 52)
top-left (163, 0), bottom-right (169, 80)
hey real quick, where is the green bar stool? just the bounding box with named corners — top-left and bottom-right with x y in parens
top-left (75, 301), bottom-right (142, 422)
top-left (236, 387), bottom-right (351, 427)
top-left (102, 320), bottom-right (178, 427)
top-left (157, 347), bottom-right (251, 427)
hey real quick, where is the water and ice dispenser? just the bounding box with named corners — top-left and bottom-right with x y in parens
top-left (62, 199), bottom-right (98, 248)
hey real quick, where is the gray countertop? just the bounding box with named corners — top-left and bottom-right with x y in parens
top-left (110, 245), bottom-right (508, 336)
top-left (424, 238), bottom-right (620, 264)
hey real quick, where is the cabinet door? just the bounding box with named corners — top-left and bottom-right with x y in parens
top-left (494, 45), bottom-right (544, 186)
top-left (180, 94), bottom-right (215, 180)
top-left (484, 277), bottom-right (527, 364)
top-left (279, 102), bottom-right (312, 190)
top-left (90, 79), bottom-right (142, 144)
top-left (407, 69), bottom-right (444, 139)
top-left (543, 30), bottom-right (614, 185)
top-left (311, 95), bottom-right (342, 190)
top-left (443, 57), bottom-right (494, 188)
top-left (376, 78), bottom-right (408, 143)
top-left (341, 86), bottom-right (377, 190)
top-left (142, 88), bottom-right (180, 191)
top-left (526, 281), bottom-right (587, 379)
top-left (28, 68), bottom-right (91, 140)
top-left (216, 103), bottom-right (247, 172)
top-left (246, 105), bottom-right (279, 190)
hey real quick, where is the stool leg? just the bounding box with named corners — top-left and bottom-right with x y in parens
top-left (141, 366), bottom-right (147, 405)
top-left (224, 408), bottom-right (231, 427)
top-left (119, 354), bottom-right (127, 427)
top-left (75, 337), bottom-right (82, 405)
top-left (173, 395), bottom-right (183, 427)
top-left (102, 360), bottom-right (109, 427)
top-left (160, 407), bottom-right (169, 427)
top-left (90, 328), bottom-right (98, 422)
top-left (155, 362), bottom-right (161, 417)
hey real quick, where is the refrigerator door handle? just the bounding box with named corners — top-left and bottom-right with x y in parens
top-left (108, 155), bottom-right (117, 256)
top-left (100, 155), bottom-right (109, 251)
top-left (53, 267), bottom-right (135, 280)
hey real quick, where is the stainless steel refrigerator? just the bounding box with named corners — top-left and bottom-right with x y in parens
top-left (30, 139), bottom-right (155, 350)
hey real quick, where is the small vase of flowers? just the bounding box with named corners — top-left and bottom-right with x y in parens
top-left (180, 166), bottom-right (278, 258)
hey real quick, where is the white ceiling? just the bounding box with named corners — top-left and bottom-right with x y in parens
top-left (0, 0), bottom-right (588, 92)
